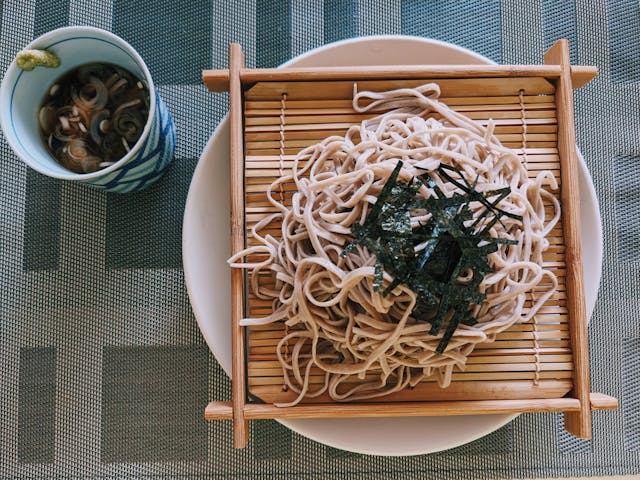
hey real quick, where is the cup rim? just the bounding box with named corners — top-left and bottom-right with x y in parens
top-left (0, 26), bottom-right (157, 181)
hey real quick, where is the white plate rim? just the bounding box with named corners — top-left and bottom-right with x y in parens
top-left (183, 35), bottom-right (603, 456)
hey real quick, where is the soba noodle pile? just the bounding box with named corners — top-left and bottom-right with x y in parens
top-left (229, 83), bottom-right (560, 406)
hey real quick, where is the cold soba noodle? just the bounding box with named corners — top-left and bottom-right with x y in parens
top-left (230, 84), bottom-right (560, 406)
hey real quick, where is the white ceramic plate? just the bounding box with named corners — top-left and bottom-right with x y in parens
top-left (183, 36), bottom-right (603, 456)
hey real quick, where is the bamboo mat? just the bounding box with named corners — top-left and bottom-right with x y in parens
top-left (242, 77), bottom-right (572, 405)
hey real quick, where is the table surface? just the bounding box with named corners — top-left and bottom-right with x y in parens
top-left (1, 0), bottom-right (638, 479)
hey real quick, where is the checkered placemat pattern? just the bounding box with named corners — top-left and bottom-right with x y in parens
top-left (0, 0), bottom-right (638, 478)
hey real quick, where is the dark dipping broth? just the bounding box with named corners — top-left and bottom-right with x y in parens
top-left (39, 62), bottom-right (150, 174)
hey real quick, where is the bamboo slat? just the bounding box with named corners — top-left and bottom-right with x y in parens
top-left (245, 127), bottom-right (559, 144)
top-left (228, 43), bottom-right (248, 448)
top-left (202, 64), bottom-right (597, 92)
top-left (204, 392), bottom-right (616, 421)
top-left (245, 99), bottom-right (557, 114)
top-left (248, 379), bottom-right (573, 404)
top-left (246, 95), bottom-right (555, 109)
top-left (248, 362), bottom-right (573, 377)
top-left (245, 109), bottom-right (557, 126)
top-left (244, 78), bottom-right (556, 100)
top-left (545, 40), bottom-right (592, 439)
top-left (244, 117), bottom-right (557, 133)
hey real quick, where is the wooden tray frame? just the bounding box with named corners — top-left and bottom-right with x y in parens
top-left (201, 41), bottom-right (618, 448)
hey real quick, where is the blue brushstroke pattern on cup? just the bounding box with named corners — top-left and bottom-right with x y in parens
top-left (89, 95), bottom-right (176, 193)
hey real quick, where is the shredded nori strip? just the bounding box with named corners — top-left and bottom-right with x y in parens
top-left (342, 160), bottom-right (520, 354)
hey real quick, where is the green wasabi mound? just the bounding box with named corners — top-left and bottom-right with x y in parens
top-left (16, 49), bottom-right (60, 71)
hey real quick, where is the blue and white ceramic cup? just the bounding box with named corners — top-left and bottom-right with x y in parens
top-left (0, 26), bottom-right (176, 193)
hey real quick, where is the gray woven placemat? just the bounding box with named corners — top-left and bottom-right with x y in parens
top-left (1, 0), bottom-right (638, 478)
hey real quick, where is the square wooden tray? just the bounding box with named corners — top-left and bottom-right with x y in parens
top-left (201, 40), bottom-right (617, 448)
